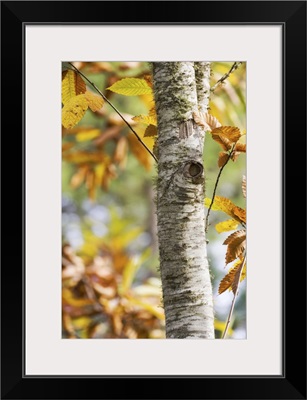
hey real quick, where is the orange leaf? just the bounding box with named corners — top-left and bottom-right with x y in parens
top-left (224, 230), bottom-right (246, 264)
top-left (234, 142), bottom-right (246, 152)
top-left (211, 126), bottom-right (241, 142)
top-left (211, 126), bottom-right (241, 150)
top-left (211, 132), bottom-right (233, 151)
top-left (232, 206), bottom-right (246, 224)
top-left (219, 258), bottom-right (245, 295)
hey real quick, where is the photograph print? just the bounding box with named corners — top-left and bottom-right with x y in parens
top-left (62, 61), bottom-right (246, 339)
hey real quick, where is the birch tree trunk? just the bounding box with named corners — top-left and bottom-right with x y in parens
top-left (152, 62), bottom-right (214, 339)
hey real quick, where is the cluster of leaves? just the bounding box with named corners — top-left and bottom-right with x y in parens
top-left (62, 212), bottom-right (164, 339)
top-left (203, 113), bottom-right (246, 298)
top-left (62, 62), bottom-right (157, 200)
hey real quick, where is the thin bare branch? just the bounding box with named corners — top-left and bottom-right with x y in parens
top-left (68, 62), bottom-right (158, 163)
top-left (205, 144), bottom-right (236, 232)
top-left (222, 253), bottom-right (246, 339)
top-left (211, 62), bottom-right (243, 93)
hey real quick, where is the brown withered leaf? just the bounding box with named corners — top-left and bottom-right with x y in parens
top-left (242, 175), bottom-right (246, 198)
top-left (218, 152), bottom-right (229, 168)
top-left (211, 126), bottom-right (241, 142)
top-left (219, 258), bottom-right (245, 295)
top-left (219, 261), bottom-right (242, 295)
top-left (223, 229), bottom-right (246, 245)
top-left (234, 142), bottom-right (246, 152)
top-left (144, 124), bottom-right (158, 138)
top-left (224, 230), bottom-right (246, 264)
top-left (193, 111), bottom-right (221, 131)
top-left (211, 131), bottom-right (233, 151)
top-left (231, 259), bottom-right (245, 294)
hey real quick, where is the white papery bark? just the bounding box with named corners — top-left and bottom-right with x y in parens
top-left (152, 62), bottom-right (214, 339)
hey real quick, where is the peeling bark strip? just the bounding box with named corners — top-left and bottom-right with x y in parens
top-left (152, 62), bottom-right (214, 339)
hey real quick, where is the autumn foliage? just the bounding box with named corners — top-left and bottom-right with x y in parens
top-left (62, 61), bottom-right (246, 339)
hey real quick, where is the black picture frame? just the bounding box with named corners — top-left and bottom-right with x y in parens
top-left (1, 1), bottom-right (306, 399)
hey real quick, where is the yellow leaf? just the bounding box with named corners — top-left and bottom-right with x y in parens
top-left (132, 113), bottom-right (157, 126)
top-left (144, 124), bottom-right (158, 138)
top-left (214, 320), bottom-right (234, 336)
top-left (62, 288), bottom-right (94, 307)
top-left (62, 70), bottom-right (86, 105)
top-left (119, 256), bottom-right (141, 295)
top-left (94, 163), bottom-right (106, 185)
top-left (126, 295), bottom-right (164, 320)
top-left (205, 196), bottom-right (235, 215)
top-left (205, 196), bottom-right (246, 224)
top-left (107, 78), bottom-right (152, 96)
top-left (63, 151), bottom-right (104, 164)
top-left (84, 91), bottom-right (104, 112)
top-left (62, 95), bottom-right (88, 129)
top-left (215, 219), bottom-right (239, 233)
top-left (75, 129), bottom-right (101, 142)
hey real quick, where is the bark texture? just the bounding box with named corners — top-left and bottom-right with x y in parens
top-left (152, 62), bottom-right (214, 339)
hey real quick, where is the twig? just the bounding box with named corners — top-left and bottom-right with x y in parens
top-left (205, 144), bottom-right (236, 232)
top-left (222, 253), bottom-right (246, 339)
top-left (68, 62), bottom-right (158, 163)
top-left (211, 62), bottom-right (242, 93)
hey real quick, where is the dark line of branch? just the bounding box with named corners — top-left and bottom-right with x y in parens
top-left (210, 62), bottom-right (243, 93)
top-left (205, 144), bottom-right (236, 233)
top-left (68, 62), bottom-right (158, 163)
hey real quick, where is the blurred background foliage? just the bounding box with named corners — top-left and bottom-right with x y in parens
top-left (62, 61), bottom-right (246, 339)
